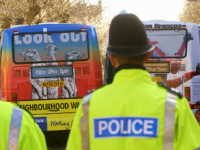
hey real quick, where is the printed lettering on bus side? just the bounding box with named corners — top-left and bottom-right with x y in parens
top-left (20, 101), bottom-right (80, 112)
top-left (14, 32), bottom-right (87, 45)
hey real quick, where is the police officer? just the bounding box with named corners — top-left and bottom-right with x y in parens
top-left (67, 14), bottom-right (200, 150)
top-left (0, 101), bottom-right (47, 150)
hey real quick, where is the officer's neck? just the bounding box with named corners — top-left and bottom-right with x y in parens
top-left (115, 64), bottom-right (146, 74)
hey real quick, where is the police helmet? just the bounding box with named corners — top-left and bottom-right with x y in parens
top-left (107, 14), bottom-right (154, 56)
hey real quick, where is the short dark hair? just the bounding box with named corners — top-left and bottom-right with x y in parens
top-left (113, 54), bottom-right (146, 66)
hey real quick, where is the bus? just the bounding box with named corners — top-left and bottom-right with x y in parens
top-left (104, 21), bottom-right (200, 123)
top-left (1, 23), bottom-right (103, 147)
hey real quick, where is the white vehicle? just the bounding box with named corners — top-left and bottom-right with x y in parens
top-left (105, 21), bottom-right (200, 121)
top-left (143, 21), bottom-right (200, 120)
top-left (142, 21), bottom-right (200, 103)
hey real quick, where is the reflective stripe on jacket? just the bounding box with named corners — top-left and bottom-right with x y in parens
top-left (7, 107), bottom-right (23, 150)
top-left (67, 69), bottom-right (200, 150)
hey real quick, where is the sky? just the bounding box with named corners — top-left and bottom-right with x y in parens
top-left (99, 0), bottom-right (185, 21)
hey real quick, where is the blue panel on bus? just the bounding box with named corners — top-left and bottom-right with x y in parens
top-left (31, 65), bottom-right (73, 78)
top-left (34, 117), bottom-right (47, 131)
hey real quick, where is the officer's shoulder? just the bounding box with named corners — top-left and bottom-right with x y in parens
top-left (13, 103), bottom-right (36, 122)
top-left (157, 82), bottom-right (183, 99)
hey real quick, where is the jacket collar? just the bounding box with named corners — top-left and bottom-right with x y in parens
top-left (115, 64), bottom-right (146, 74)
top-left (113, 64), bottom-right (152, 83)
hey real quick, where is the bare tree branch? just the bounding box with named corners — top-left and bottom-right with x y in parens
top-left (179, 0), bottom-right (200, 24)
top-left (0, 0), bottom-right (110, 73)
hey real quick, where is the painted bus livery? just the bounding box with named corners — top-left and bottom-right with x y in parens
top-left (1, 23), bottom-right (103, 132)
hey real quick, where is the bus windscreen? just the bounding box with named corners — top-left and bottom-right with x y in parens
top-left (146, 29), bottom-right (188, 58)
top-left (13, 31), bottom-right (89, 63)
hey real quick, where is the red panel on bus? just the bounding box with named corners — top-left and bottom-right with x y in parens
top-left (18, 83), bottom-right (32, 100)
top-left (76, 79), bottom-right (87, 97)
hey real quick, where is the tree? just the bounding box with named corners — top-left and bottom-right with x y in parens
top-left (0, 0), bottom-right (105, 27)
top-left (179, 0), bottom-right (200, 24)
top-left (0, 0), bottom-right (110, 76)
top-left (96, 21), bottom-right (109, 68)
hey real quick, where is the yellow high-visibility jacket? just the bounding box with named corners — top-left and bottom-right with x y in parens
top-left (0, 101), bottom-right (47, 150)
top-left (67, 68), bottom-right (200, 150)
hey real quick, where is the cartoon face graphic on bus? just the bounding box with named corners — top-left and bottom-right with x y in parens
top-left (20, 49), bottom-right (47, 99)
top-left (20, 45), bottom-right (85, 100)
top-left (60, 50), bottom-right (84, 98)
top-left (45, 44), bottom-right (60, 99)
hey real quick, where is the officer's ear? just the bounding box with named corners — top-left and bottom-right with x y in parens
top-left (144, 52), bottom-right (150, 62)
top-left (109, 54), bottom-right (119, 68)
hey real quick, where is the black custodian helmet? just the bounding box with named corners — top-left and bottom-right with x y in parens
top-left (107, 14), bottom-right (154, 56)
